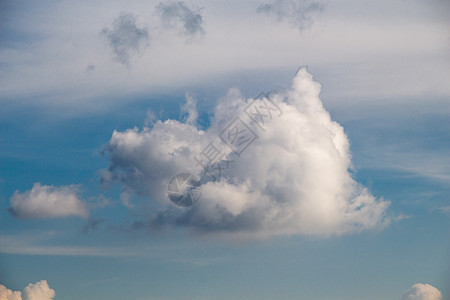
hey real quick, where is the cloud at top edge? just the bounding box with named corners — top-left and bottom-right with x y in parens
top-left (101, 68), bottom-right (390, 239)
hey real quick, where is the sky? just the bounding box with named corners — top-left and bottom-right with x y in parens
top-left (0, 0), bottom-right (449, 299)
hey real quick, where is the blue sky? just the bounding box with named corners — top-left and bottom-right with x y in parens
top-left (0, 0), bottom-right (449, 299)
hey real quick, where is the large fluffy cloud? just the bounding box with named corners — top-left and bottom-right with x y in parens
top-left (0, 281), bottom-right (55, 300)
top-left (9, 183), bottom-right (88, 219)
top-left (101, 68), bottom-right (389, 238)
top-left (399, 283), bottom-right (443, 300)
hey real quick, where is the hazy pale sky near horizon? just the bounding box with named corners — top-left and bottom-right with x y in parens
top-left (0, 0), bottom-right (449, 299)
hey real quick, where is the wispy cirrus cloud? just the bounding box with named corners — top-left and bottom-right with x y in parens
top-left (438, 205), bottom-right (450, 216)
top-left (257, 0), bottom-right (324, 32)
top-left (0, 233), bottom-right (136, 257)
top-left (101, 13), bottom-right (150, 66)
top-left (81, 217), bottom-right (105, 234)
top-left (0, 233), bottom-right (229, 265)
top-left (156, 1), bottom-right (205, 39)
top-left (101, 2), bottom-right (204, 66)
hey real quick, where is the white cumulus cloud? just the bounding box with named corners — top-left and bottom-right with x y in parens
top-left (0, 285), bottom-right (21, 300)
top-left (399, 283), bottom-right (443, 300)
top-left (22, 281), bottom-right (55, 300)
top-left (101, 68), bottom-right (390, 238)
top-left (9, 183), bottom-right (89, 219)
top-left (0, 281), bottom-right (55, 300)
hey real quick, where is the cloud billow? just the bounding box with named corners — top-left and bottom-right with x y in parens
top-left (399, 283), bottom-right (443, 300)
top-left (156, 1), bottom-right (205, 39)
top-left (257, 0), bottom-right (323, 32)
top-left (101, 68), bottom-right (389, 239)
top-left (101, 13), bottom-right (150, 66)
